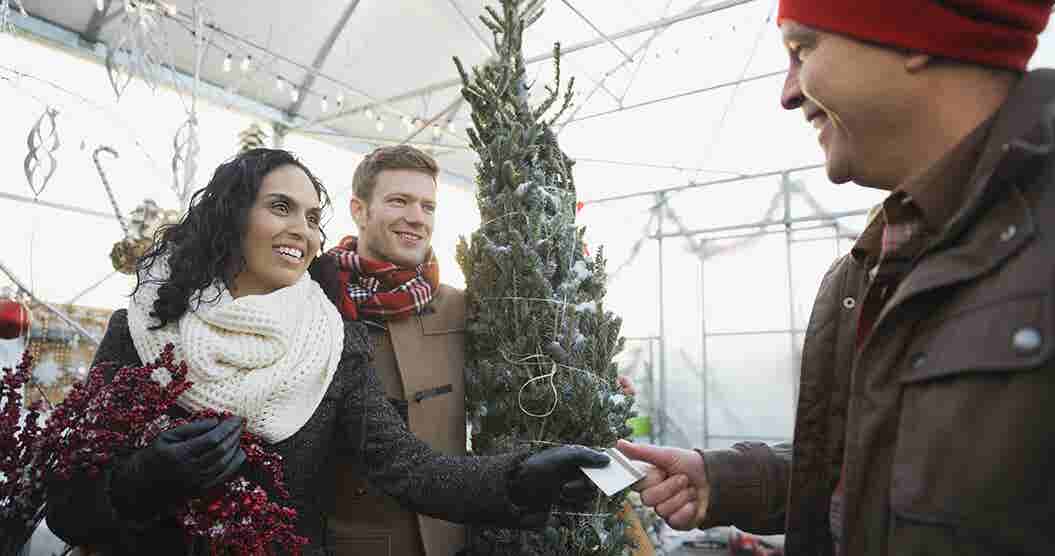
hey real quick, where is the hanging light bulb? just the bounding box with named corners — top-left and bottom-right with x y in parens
top-left (290, 88), bottom-right (300, 102)
top-left (240, 55), bottom-right (252, 72)
top-left (320, 96), bottom-right (329, 112)
top-left (375, 118), bottom-right (384, 132)
top-left (402, 115), bottom-right (412, 130)
top-left (276, 76), bottom-right (285, 90)
top-left (96, 0), bottom-right (105, 11)
top-left (447, 120), bottom-right (456, 133)
top-left (432, 124), bottom-right (442, 139)
top-left (336, 93), bottom-right (344, 108)
top-left (222, 53), bottom-right (232, 72)
top-left (364, 107), bottom-right (375, 120)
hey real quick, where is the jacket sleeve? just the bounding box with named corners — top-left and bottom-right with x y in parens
top-left (337, 322), bottom-right (531, 527)
top-left (696, 441), bottom-right (792, 535)
top-left (45, 310), bottom-right (155, 547)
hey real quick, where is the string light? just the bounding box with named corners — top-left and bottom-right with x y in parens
top-left (364, 107), bottom-right (375, 120)
top-left (375, 118), bottom-right (384, 132)
top-left (222, 53), bottom-right (232, 72)
top-left (336, 93), bottom-right (344, 108)
top-left (320, 96), bottom-right (329, 112)
top-left (275, 76), bottom-right (285, 91)
top-left (240, 55), bottom-right (252, 72)
top-left (290, 88), bottom-right (299, 102)
top-left (402, 115), bottom-right (412, 130)
top-left (447, 120), bottom-right (456, 133)
top-left (432, 124), bottom-right (441, 139)
top-left (96, 0), bottom-right (105, 11)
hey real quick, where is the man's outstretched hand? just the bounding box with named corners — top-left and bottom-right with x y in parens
top-left (617, 439), bottom-right (709, 530)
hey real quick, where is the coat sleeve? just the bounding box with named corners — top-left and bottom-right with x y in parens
top-left (337, 321), bottom-right (531, 527)
top-left (45, 310), bottom-right (163, 548)
top-left (696, 441), bottom-right (792, 534)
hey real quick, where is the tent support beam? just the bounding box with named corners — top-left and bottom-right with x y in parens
top-left (287, 0), bottom-right (361, 116)
top-left (297, 0), bottom-right (760, 131)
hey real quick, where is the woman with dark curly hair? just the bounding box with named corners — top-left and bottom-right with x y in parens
top-left (44, 148), bottom-right (608, 555)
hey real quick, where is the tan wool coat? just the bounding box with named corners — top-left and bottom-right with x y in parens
top-left (330, 285), bottom-right (469, 556)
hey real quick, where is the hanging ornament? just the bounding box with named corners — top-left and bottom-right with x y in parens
top-left (24, 107), bottom-right (60, 198)
top-left (105, 0), bottom-right (173, 100)
top-left (128, 199), bottom-right (178, 241)
top-left (172, 115), bottom-right (199, 208)
top-left (237, 122), bottom-right (269, 153)
top-left (0, 295), bottom-right (31, 340)
top-left (111, 199), bottom-right (179, 274)
top-left (0, 0), bottom-right (27, 35)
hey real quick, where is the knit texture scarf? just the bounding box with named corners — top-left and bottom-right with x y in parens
top-left (127, 258), bottom-right (344, 443)
top-left (327, 235), bottom-right (439, 321)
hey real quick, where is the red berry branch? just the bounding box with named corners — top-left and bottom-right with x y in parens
top-left (2, 345), bottom-right (307, 555)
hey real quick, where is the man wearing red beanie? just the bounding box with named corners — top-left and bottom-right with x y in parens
top-left (619, 1), bottom-right (1055, 554)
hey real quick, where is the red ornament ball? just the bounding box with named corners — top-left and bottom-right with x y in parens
top-left (0, 299), bottom-right (31, 339)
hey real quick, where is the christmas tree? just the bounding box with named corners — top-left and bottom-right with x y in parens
top-left (454, 1), bottom-right (636, 553)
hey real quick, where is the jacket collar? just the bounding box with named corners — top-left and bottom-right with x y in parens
top-left (940, 69), bottom-right (1055, 246)
top-left (851, 69), bottom-right (1055, 267)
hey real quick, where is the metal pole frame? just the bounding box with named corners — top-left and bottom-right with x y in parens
top-left (639, 170), bottom-right (868, 446)
top-left (656, 191), bottom-right (667, 445)
top-left (782, 172), bottom-right (800, 410)
top-left (699, 239), bottom-right (710, 449)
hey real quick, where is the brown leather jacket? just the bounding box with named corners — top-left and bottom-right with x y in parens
top-left (700, 69), bottom-right (1055, 556)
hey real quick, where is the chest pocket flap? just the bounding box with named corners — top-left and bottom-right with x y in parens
top-left (899, 291), bottom-right (1053, 384)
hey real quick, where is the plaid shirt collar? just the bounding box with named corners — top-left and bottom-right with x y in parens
top-left (851, 115), bottom-right (994, 268)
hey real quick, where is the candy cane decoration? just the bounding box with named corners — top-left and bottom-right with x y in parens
top-left (93, 146), bottom-right (129, 237)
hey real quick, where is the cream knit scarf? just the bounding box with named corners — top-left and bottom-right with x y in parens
top-left (127, 259), bottom-right (344, 443)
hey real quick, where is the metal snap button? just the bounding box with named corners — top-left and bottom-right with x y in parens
top-left (1012, 327), bottom-right (1042, 353)
top-left (842, 297), bottom-right (856, 309)
top-left (999, 225), bottom-right (1017, 242)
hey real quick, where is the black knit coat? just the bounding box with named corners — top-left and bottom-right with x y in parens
top-left (45, 310), bottom-right (527, 555)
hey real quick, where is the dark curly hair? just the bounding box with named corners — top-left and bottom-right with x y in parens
top-left (133, 148), bottom-right (332, 329)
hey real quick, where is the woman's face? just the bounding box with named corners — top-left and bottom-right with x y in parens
top-left (230, 164), bottom-right (322, 298)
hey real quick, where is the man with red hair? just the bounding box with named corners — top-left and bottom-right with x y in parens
top-left (619, 1), bottom-right (1055, 554)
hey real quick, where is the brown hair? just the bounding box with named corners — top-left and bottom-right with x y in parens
top-left (352, 145), bottom-right (439, 202)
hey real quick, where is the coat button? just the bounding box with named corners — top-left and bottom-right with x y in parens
top-left (354, 487), bottom-right (368, 497)
top-left (1012, 327), bottom-right (1042, 353)
top-left (842, 297), bottom-right (856, 309)
top-left (910, 352), bottom-right (927, 369)
top-left (999, 225), bottom-right (1017, 242)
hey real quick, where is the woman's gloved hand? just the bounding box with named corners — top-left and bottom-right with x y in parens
top-left (110, 417), bottom-right (246, 519)
top-left (508, 445), bottom-right (609, 512)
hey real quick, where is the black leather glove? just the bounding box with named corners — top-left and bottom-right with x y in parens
top-left (508, 445), bottom-right (609, 512)
top-left (110, 417), bottom-right (246, 519)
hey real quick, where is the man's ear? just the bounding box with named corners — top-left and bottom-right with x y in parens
top-left (350, 196), bottom-right (367, 228)
top-left (905, 53), bottom-right (931, 73)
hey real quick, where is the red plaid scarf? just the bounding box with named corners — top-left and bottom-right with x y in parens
top-left (327, 236), bottom-right (439, 321)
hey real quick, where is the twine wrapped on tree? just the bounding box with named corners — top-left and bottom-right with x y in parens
top-left (455, 1), bottom-right (636, 553)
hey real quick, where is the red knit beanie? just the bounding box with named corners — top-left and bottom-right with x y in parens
top-left (777, 0), bottom-right (1054, 70)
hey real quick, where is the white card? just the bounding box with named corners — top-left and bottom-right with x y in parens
top-left (580, 447), bottom-right (647, 497)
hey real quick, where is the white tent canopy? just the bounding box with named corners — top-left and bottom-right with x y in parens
top-left (4, 0), bottom-right (1055, 449)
